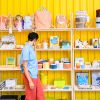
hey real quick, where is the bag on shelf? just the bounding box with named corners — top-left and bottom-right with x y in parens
top-left (34, 7), bottom-right (52, 29)
top-left (56, 15), bottom-right (67, 28)
top-left (0, 16), bottom-right (8, 30)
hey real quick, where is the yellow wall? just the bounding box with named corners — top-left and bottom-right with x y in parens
top-left (0, 0), bottom-right (100, 100)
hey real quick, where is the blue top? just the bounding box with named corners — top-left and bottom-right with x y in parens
top-left (20, 42), bottom-right (38, 78)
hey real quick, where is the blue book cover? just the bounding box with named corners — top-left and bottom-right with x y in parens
top-left (76, 73), bottom-right (88, 85)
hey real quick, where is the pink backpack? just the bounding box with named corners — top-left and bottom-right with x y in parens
top-left (35, 7), bottom-right (52, 29)
top-left (0, 16), bottom-right (8, 29)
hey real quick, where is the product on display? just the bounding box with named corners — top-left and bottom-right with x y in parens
top-left (7, 15), bottom-right (14, 33)
top-left (6, 57), bottom-right (15, 66)
top-left (92, 38), bottom-right (98, 48)
top-left (37, 58), bottom-right (70, 70)
top-left (50, 64), bottom-right (57, 69)
top-left (75, 39), bottom-right (91, 48)
top-left (42, 40), bottom-right (48, 49)
top-left (5, 79), bottom-right (17, 88)
top-left (85, 62), bottom-right (91, 68)
top-left (56, 15), bottom-right (67, 28)
top-left (75, 58), bottom-right (84, 69)
top-left (36, 43), bottom-right (42, 49)
top-left (75, 10), bottom-right (89, 28)
top-left (0, 16), bottom-right (8, 30)
top-left (96, 9), bottom-right (100, 28)
top-left (76, 73), bottom-right (88, 85)
top-left (24, 16), bottom-right (32, 29)
top-left (92, 60), bottom-right (100, 68)
top-left (0, 34), bottom-right (16, 50)
top-left (75, 38), bottom-right (100, 48)
top-left (35, 7), bottom-right (52, 29)
top-left (0, 81), bottom-right (5, 90)
top-left (54, 79), bottom-right (66, 88)
top-left (50, 36), bottom-right (59, 49)
top-left (92, 72), bottom-right (100, 86)
top-left (60, 40), bottom-right (70, 49)
top-left (14, 15), bottom-right (23, 31)
top-left (43, 62), bottom-right (49, 69)
top-left (63, 62), bottom-right (71, 69)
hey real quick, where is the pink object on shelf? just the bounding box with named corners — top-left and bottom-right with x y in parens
top-left (35, 8), bottom-right (52, 29)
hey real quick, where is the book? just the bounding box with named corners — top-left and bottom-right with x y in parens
top-left (6, 57), bottom-right (15, 66)
top-left (50, 36), bottom-right (59, 49)
top-left (92, 72), bottom-right (100, 86)
top-left (76, 73), bottom-right (88, 85)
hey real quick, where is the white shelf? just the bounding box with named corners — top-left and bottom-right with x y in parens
top-left (0, 49), bottom-right (22, 51)
top-left (0, 29), bottom-right (34, 32)
top-left (0, 89), bottom-right (25, 92)
top-left (74, 68), bottom-right (100, 71)
top-left (1, 28), bottom-right (100, 32)
top-left (39, 68), bottom-right (71, 71)
top-left (74, 48), bottom-right (100, 50)
top-left (0, 48), bottom-right (71, 51)
top-left (74, 28), bottom-right (100, 31)
top-left (36, 48), bottom-right (71, 51)
top-left (0, 87), bottom-right (72, 92)
top-left (0, 67), bottom-right (71, 71)
top-left (35, 28), bottom-right (71, 32)
top-left (0, 67), bottom-right (20, 71)
top-left (44, 88), bottom-right (72, 92)
top-left (75, 86), bottom-right (100, 92)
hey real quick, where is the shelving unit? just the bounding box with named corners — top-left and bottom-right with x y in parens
top-left (0, 27), bottom-right (73, 100)
top-left (1, 28), bottom-right (100, 100)
top-left (0, 87), bottom-right (72, 92)
top-left (0, 67), bottom-right (71, 71)
top-left (73, 28), bottom-right (100, 100)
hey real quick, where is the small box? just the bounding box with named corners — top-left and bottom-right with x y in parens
top-left (6, 57), bottom-right (15, 66)
top-left (64, 62), bottom-right (71, 69)
top-left (38, 64), bottom-right (42, 69)
top-left (98, 39), bottom-right (100, 48)
top-left (75, 58), bottom-right (84, 69)
top-left (85, 62), bottom-right (91, 68)
top-left (92, 38), bottom-right (98, 48)
top-left (54, 79), bottom-right (66, 88)
top-left (5, 79), bottom-right (17, 88)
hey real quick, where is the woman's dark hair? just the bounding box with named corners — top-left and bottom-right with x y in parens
top-left (28, 32), bottom-right (39, 41)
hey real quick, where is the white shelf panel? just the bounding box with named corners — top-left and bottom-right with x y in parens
top-left (0, 67), bottom-right (71, 71)
top-left (74, 68), bottom-right (100, 71)
top-left (0, 49), bottom-right (22, 51)
top-left (74, 48), bottom-right (100, 50)
top-left (35, 28), bottom-right (71, 32)
top-left (0, 88), bottom-right (72, 92)
top-left (0, 48), bottom-right (71, 51)
top-left (0, 89), bottom-right (25, 92)
top-left (75, 86), bottom-right (100, 92)
top-left (74, 28), bottom-right (100, 31)
top-left (44, 88), bottom-right (72, 92)
top-left (39, 69), bottom-right (71, 71)
top-left (0, 29), bottom-right (34, 32)
top-left (0, 67), bottom-right (20, 71)
top-left (36, 48), bottom-right (71, 51)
